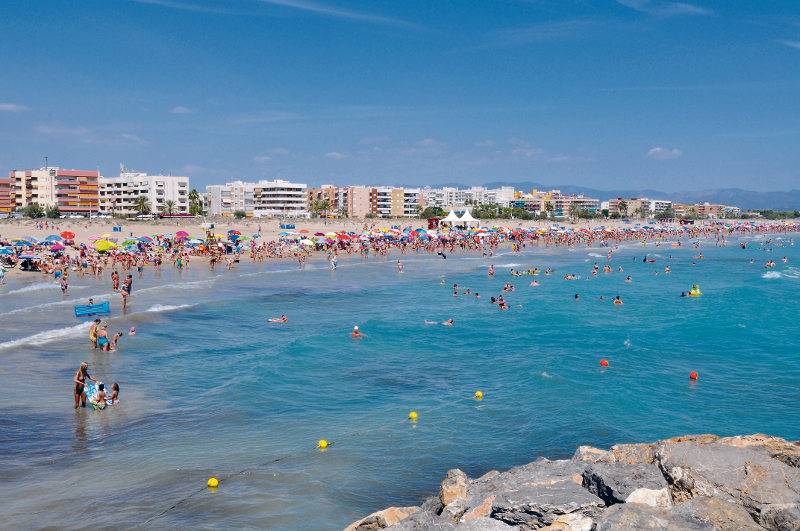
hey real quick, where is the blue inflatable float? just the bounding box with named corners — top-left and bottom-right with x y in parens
top-left (74, 301), bottom-right (110, 317)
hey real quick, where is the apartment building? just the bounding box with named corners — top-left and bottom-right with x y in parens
top-left (99, 171), bottom-right (189, 215)
top-left (8, 167), bottom-right (99, 214)
top-left (0, 175), bottom-right (13, 215)
top-left (368, 187), bottom-right (424, 218)
top-left (422, 186), bottom-right (515, 208)
top-left (346, 186), bottom-right (371, 218)
top-left (606, 197), bottom-right (673, 218)
top-left (206, 179), bottom-right (307, 217)
top-left (516, 189), bottom-right (600, 218)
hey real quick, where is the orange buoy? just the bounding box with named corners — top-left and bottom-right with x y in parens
top-left (599, 359), bottom-right (609, 367)
top-left (689, 371), bottom-right (698, 380)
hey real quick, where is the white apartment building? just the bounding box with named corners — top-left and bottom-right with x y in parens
top-left (99, 170), bottom-right (189, 215)
top-left (422, 186), bottom-right (515, 209)
top-left (206, 179), bottom-right (308, 217)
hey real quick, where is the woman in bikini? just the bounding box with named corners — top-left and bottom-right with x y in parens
top-left (73, 361), bottom-right (97, 408)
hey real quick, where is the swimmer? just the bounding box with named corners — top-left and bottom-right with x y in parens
top-left (613, 295), bottom-right (623, 305)
top-left (396, 260), bottom-right (404, 273)
top-left (488, 264), bottom-right (495, 276)
top-left (351, 325), bottom-right (363, 338)
top-left (268, 314), bottom-right (288, 323)
top-left (574, 293), bottom-right (580, 300)
top-left (108, 382), bottom-right (120, 404)
top-left (530, 280), bottom-right (539, 287)
top-left (91, 383), bottom-right (107, 410)
top-left (442, 319), bottom-right (454, 326)
top-left (625, 275), bottom-right (632, 283)
top-left (129, 327), bottom-right (136, 336)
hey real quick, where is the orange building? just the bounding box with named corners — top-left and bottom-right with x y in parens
top-left (0, 175), bottom-right (14, 214)
top-left (53, 169), bottom-right (100, 214)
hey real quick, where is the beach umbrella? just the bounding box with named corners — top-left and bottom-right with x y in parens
top-left (298, 229), bottom-right (309, 234)
top-left (0, 248), bottom-right (13, 255)
top-left (19, 254), bottom-right (40, 260)
top-left (325, 232), bottom-right (337, 238)
top-left (13, 240), bottom-right (33, 247)
top-left (45, 234), bottom-right (63, 242)
top-left (314, 232), bottom-right (325, 236)
top-left (175, 230), bottom-right (189, 238)
top-left (138, 236), bottom-right (153, 243)
top-left (121, 239), bottom-right (138, 246)
top-left (189, 238), bottom-right (204, 245)
top-left (60, 231), bottom-right (76, 240)
top-left (300, 238), bottom-right (315, 246)
top-left (22, 235), bottom-right (40, 243)
top-left (278, 232), bottom-right (289, 237)
top-left (94, 240), bottom-right (117, 252)
top-left (50, 243), bottom-right (66, 251)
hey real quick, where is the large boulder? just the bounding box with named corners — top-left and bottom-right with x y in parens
top-left (440, 469), bottom-right (469, 507)
top-left (345, 507), bottom-right (420, 531)
top-left (671, 496), bottom-right (763, 530)
top-left (462, 458), bottom-right (604, 528)
top-left (655, 441), bottom-right (800, 529)
top-left (592, 503), bottom-right (712, 530)
top-left (718, 434), bottom-right (800, 469)
top-left (581, 462), bottom-right (668, 505)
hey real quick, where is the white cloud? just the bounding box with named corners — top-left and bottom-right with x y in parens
top-left (254, 155), bottom-right (272, 163)
top-left (616, 0), bottom-right (712, 16)
top-left (509, 138), bottom-right (544, 158)
top-left (647, 146), bottom-right (683, 160)
top-left (777, 39), bottom-right (800, 50)
top-left (255, 0), bottom-right (418, 29)
top-left (325, 151), bottom-right (347, 160)
top-left (170, 105), bottom-right (194, 114)
top-left (0, 103), bottom-right (29, 112)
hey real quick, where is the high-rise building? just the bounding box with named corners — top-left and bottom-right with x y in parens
top-left (368, 187), bottom-right (424, 218)
top-left (99, 170), bottom-right (189, 215)
top-left (8, 167), bottom-right (100, 215)
top-left (346, 186), bottom-right (371, 218)
top-left (421, 186), bottom-right (515, 208)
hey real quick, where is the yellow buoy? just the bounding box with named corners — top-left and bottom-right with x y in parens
top-left (408, 411), bottom-right (418, 421)
top-left (474, 390), bottom-right (484, 400)
top-left (318, 439), bottom-right (329, 449)
top-left (207, 477), bottom-right (219, 488)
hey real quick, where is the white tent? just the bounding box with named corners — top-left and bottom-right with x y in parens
top-left (442, 210), bottom-right (461, 223)
top-left (459, 208), bottom-right (479, 225)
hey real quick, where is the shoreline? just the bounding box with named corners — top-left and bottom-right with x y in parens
top-left (346, 433), bottom-right (800, 530)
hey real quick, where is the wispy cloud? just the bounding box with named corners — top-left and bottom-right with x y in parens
top-left (616, 0), bottom-right (712, 17)
top-left (325, 151), bottom-right (347, 160)
top-left (487, 19), bottom-right (601, 47)
top-left (34, 123), bottom-right (148, 146)
top-left (0, 103), bottom-right (29, 112)
top-left (257, 0), bottom-right (418, 28)
top-left (777, 39), bottom-right (800, 50)
top-left (130, 0), bottom-right (249, 15)
top-left (647, 146), bottom-right (683, 159)
top-left (170, 105), bottom-right (194, 114)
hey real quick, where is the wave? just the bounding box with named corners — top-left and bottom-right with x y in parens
top-left (587, 253), bottom-right (605, 258)
top-left (783, 267), bottom-right (800, 279)
top-left (0, 303), bottom-right (195, 351)
top-left (496, 263), bottom-right (522, 268)
top-left (5, 283), bottom-right (60, 295)
top-left (142, 303), bottom-right (195, 313)
top-left (133, 278), bottom-right (218, 295)
top-left (0, 292), bottom-right (113, 318)
top-left (762, 271), bottom-right (782, 279)
top-left (0, 322), bottom-right (92, 351)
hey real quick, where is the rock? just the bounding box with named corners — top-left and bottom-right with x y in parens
top-left (440, 469), bottom-right (469, 507)
top-left (758, 503), bottom-right (800, 531)
top-left (608, 443), bottom-right (656, 465)
top-left (460, 495), bottom-right (495, 521)
top-left (718, 434), bottom-right (800, 469)
top-left (626, 488), bottom-right (673, 508)
top-left (655, 441), bottom-right (800, 529)
top-left (671, 496), bottom-right (763, 530)
top-left (420, 496), bottom-right (443, 515)
top-left (387, 509), bottom-right (455, 530)
top-left (592, 503), bottom-right (712, 530)
top-left (540, 512), bottom-right (593, 530)
top-left (441, 500), bottom-right (467, 523)
top-left (455, 517), bottom-right (514, 530)
top-left (470, 459), bottom-right (604, 528)
top-left (345, 507), bottom-right (420, 531)
top-left (581, 463), bottom-right (668, 505)
top-left (573, 446), bottom-right (611, 463)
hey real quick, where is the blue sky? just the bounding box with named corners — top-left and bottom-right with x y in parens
top-left (1, 0), bottom-right (799, 191)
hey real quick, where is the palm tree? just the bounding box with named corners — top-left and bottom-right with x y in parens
top-left (134, 196), bottom-right (151, 215)
top-left (544, 201), bottom-right (554, 218)
top-left (188, 189), bottom-right (202, 215)
top-left (618, 200), bottom-right (628, 218)
top-left (161, 200), bottom-right (176, 215)
top-left (310, 199), bottom-right (330, 218)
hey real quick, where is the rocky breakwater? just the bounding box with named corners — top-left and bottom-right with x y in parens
top-left (345, 434), bottom-right (800, 530)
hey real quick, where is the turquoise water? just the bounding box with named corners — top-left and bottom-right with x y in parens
top-left (1, 234), bottom-right (799, 528)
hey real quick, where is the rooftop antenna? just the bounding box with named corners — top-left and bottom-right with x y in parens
top-left (44, 156), bottom-right (48, 170)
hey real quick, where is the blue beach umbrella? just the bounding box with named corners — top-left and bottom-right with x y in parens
top-left (13, 240), bottom-right (33, 247)
top-left (45, 234), bottom-right (63, 242)
top-left (0, 247), bottom-right (13, 255)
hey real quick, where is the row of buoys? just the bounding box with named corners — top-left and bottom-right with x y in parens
top-left (600, 358), bottom-right (699, 380)
top-left (206, 364), bottom-right (703, 489)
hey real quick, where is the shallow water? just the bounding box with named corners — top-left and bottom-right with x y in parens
top-left (1, 236), bottom-right (799, 528)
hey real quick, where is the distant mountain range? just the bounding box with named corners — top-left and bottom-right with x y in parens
top-left (477, 182), bottom-right (800, 211)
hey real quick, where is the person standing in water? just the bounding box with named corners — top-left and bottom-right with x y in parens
top-left (73, 361), bottom-right (97, 408)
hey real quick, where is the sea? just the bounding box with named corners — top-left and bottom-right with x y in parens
top-left (1, 234), bottom-right (798, 529)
